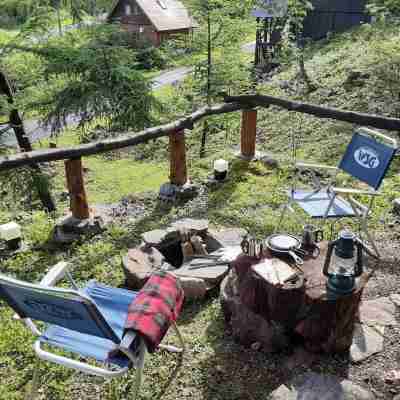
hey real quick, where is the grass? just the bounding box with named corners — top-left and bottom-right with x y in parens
top-left (1, 19), bottom-right (400, 400)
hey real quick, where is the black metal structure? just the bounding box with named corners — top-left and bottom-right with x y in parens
top-left (254, 16), bottom-right (285, 71)
top-left (303, 0), bottom-right (370, 40)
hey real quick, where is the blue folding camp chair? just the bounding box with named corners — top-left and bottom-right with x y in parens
top-left (277, 127), bottom-right (398, 258)
top-left (0, 262), bottom-right (184, 398)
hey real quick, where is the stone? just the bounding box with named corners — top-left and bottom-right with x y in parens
top-left (270, 372), bottom-right (375, 400)
top-left (259, 153), bottom-right (279, 169)
top-left (390, 293), bottom-right (400, 307)
top-left (175, 276), bottom-right (207, 300)
top-left (350, 323), bottom-right (385, 363)
top-left (52, 212), bottom-right (105, 244)
top-left (122, 247), bottom-right (167, 289)
top-left (210, 228), bottom-right (248, 248)
top-left (173, 263), bottom-right (229, 286)
top-left (142, 229), bottom-right (172, 247)
top-left (175, 182), bottom-right (199, 201)
top-left (170, 218), bottom-right (209, 233)
top-left (384, 370), bottom-right (400, 385)
top-left (392, 199), bottom-right (400, 215)
top-left (359, 297), bottom-right (397, 327)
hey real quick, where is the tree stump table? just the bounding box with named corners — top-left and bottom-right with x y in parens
top-left (220, 242), bottom-right (371, 353)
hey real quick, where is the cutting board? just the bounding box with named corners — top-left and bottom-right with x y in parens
top-left (252, 258), bottom-right (297, 285)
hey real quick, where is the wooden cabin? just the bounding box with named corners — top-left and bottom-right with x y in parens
top-left (108, 0), bottom-right (196, 46)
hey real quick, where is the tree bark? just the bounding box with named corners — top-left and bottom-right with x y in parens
top-left (240, 109), bottom-right (258, 159)
top-left (65, 158), bottom-right (90, 219)
top-left (0, 70), bottom-right (56, 211)
top-left (169, 130), bottom-right (187, 186)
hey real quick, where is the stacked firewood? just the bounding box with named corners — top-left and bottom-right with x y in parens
top-left (179, 228), bottom-right (208, 260)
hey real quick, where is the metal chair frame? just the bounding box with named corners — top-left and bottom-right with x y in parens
top-left (1, 262), bottom-right (185, 399)
top-left (277, 127), bottom-right (398, 258)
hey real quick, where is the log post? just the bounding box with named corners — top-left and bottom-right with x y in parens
top-left (65, 158), bottom-right (90, 220)
top-left (240, 109), bottom-right (258, 159)
top-left (169, 130), bottom-right (187, 186)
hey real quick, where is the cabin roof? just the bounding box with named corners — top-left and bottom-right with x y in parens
top-left (108, 0), bottom-right (197, 32)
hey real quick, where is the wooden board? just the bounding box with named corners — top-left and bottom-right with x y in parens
top-left (252, 258), bottom-right (297, 285)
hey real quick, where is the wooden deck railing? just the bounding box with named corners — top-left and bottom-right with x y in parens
top-left (1, 94), bottom-right (399, 219)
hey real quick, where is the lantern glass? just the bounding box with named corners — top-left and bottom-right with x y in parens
top-left (330, 253), bottom-right (357, 276)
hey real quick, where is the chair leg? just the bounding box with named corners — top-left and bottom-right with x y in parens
top-left (361, 215), bottom-right (381, 259)
top-left (24, 361), bottom-right (40, 400)
top-left (132, 339), bottom-right (146, 400)
top-left (159, 321), bottom-right (185, 354)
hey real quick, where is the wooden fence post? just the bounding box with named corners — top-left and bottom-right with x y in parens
top-left (240, 109), bottom-right (258, 159)
top-left (169, 130), bottom-right (187, 186)
top-left (65, 158), bottom-right (90, 219)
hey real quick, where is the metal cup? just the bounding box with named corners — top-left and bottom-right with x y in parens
top-left (302, 225), bottom-right (323, 258)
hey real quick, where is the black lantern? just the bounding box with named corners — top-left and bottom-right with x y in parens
top-left (323, 230), bottom-right (363, 299)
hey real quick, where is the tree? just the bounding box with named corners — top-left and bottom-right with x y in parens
top-left (287, 0), bottom-right (315, 92)
top-left (13, 25), bottom-right (159, 135)
top-left (0, 69), bottom-right (56, 212)
top-left (189, 0), bottom-right (253, 157)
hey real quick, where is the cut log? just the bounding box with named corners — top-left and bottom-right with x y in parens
top-left (222, 242), bottom-right (369, 353)
top-left (65, 158), bottom-right (89, 220)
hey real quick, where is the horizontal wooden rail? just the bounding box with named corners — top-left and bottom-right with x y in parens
top-left (1, 93), bottom-right (400, 171)
top-left (225, 94), bottom-right (400, 131)
top-left (0, 103), bottom-right (242, 171)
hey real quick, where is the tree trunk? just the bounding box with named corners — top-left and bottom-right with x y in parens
top-left (0, 70), bottom-right (56, 212)
top-left (200, 11), bottom-right (212, 159)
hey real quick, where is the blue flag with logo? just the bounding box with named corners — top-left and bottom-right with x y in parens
top-left (339, 132), bottom-right (396, 190)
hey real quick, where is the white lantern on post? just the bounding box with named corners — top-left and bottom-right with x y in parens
top-left (213, 159), bottom-right (229, 181)
top-left (0, 222), bottom-right (22, 250)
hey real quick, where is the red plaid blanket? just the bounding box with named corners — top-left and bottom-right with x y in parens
top-left (124, 270), bottom-right (184, 353)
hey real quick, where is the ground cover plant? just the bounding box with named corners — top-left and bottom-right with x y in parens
top-left (0, 13), bottom-right (400, 400)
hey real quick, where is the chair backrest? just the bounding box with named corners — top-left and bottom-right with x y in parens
top-left (339, 130), bottom-right (397, 190)
top-left (0, 274), bottom-right (120, 343)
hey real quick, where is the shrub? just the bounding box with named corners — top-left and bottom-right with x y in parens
top-left (136, 45), bottom-right (167, 70)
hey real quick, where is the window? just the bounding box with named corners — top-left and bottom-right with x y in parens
top-left (157, 0), bottom-right (167, 9)
top-left (139, 26), bottom-right (144, 33)
top-left (125, 4), bottom-right (132, 15)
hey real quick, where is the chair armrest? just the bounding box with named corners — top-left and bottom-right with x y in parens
top-left (40, 262), bottom-right (71, 287)
top-left (332, 187), bottom-right (381, 196)
top-left (120, 331), bottom-right (137, 354)
top-left (296, 162), bottom-right (339, 172)
top-left (357, 127), bottom-right (398, 148)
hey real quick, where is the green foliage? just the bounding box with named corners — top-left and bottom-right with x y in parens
top-left (136, 44), bottom-right (168, 70)
top-left (368, 0), bottom-right (400, 16)
top-left (16, 25), bottom-right (159, 133)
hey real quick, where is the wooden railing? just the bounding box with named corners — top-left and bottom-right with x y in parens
top-left (1, 94), bottom-right (399, 219)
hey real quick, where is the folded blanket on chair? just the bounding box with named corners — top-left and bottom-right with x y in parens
top-left (124, 270), bottom-right (184, 353)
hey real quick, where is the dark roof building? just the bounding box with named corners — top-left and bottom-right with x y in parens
top-left (108, 0), bottom-right (196, 46)
top-left (303, 0), bottom-right (370, 40)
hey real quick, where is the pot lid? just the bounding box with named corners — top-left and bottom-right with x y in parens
top-left (267, 234), bottom-right (299, 250)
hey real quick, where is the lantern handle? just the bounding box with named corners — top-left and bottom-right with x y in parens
top-left (323, 239), bottom-right (338, 278)
top-left (354, 240), bottom-right (363, 278)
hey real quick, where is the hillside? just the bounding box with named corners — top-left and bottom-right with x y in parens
top-left (0, 19), bottom-right (400, 400)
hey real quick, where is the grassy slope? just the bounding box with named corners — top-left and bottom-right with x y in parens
top-left (0, 21), bottom-right (400, 399)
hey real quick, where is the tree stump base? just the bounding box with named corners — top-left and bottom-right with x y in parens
top-left (221, 242), bottom-right (370, 353)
